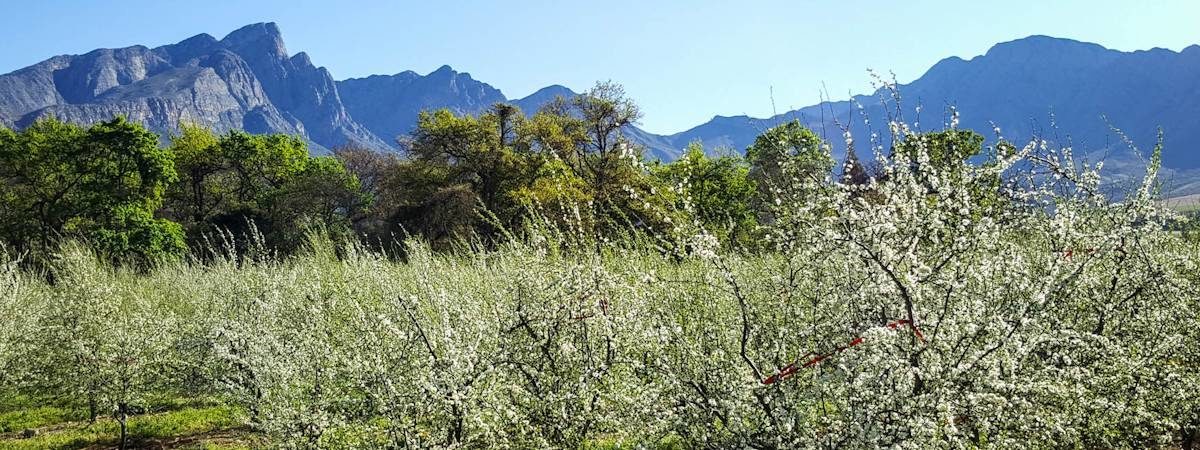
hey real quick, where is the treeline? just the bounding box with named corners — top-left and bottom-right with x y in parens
top-left (0, 82), bottom-right (992, 263)
top-left (4, 104), bottom-right (1195, 448)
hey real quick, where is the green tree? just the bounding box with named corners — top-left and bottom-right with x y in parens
top-left (509, 101), bottom-right (595, 229)
top-left (163, 129), bottom-right (365, 252)
top-left (653, 143), bottom-right (758, 247)
top-left (892, 129), bottom-right (985, 171)
top-left (745, 121), bottom-right (835, 220)
top-left (400, 105), bottom-right (529, 245)
top-left (397, 83), bottom-right (672, 246)
top-left (162, 125), bottom-right (222, 225)
top-left (552, 81), bottom-right (681, 238)
top-left (892, 129), bottom-right (1010, 212)
top-left (0, 117), bottom-right (184, 263)
top-left (268, 155), bottom-right (370, 242)
top-left (571, 82), bottom-right (645, 202)
top-left (408, 105), bottom-right (526, 215)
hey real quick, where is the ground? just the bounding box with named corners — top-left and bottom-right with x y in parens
top-left (0, 398), bottom-right (261, 450)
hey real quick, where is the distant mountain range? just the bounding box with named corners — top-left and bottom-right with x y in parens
top-left (669, 35), bottom-right (1200, 170)
top-left (2, 22), bottom-right (1199, 187)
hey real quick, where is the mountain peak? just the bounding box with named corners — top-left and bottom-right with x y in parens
top-left (221, 22), bottom-right (287, 58)
top-left (530, 85), bottom-right (575, 96)
top-left (290, 51), bottom-right (312, 67)
top-left (511, 85), bottom-right (578, 113)
top-left (178, 33), bottom-right (217, 47)
top-left (711, 114), bottom-right (749, 122)
top-left (430, 64), bottom-right (455, 76)
top-left (986, 35), bottom-right (1110, 58)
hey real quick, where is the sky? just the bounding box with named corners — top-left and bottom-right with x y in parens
top-left (2, 0), bottom-right (1198, 134)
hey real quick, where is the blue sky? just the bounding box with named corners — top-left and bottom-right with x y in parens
top-left (2, 0), bottom-right (1197, 134)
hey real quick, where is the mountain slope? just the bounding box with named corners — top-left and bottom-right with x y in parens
top-left (338, 66), bottom-right (506, 145)
top-left (666, 36), bottom-right (1200, 171)
top-left (0, 22), bottom-right (389, 152)
top-left (2, 25), bottom-right (1198, 174)
top-left (510, 84), bottom-right (576, 113)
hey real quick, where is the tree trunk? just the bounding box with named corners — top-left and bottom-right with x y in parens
top-left (88, 395), bottom-right (97, 423)
top-left (117, 402), bottom-right (129, 450)
top-left (447, 404), bottom-right (464, 445)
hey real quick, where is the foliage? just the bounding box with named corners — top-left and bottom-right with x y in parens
top-left (893, 128), bottom-right (986, 169)
top-left (1, 92), bottom-right (1198, 449)
top-left (0, 117), bottom-right (184, 262)
top-left (163, 127), bottom-right (366, 253)
top-left (652, 143), bottom-right (759, 247)
top-left (745, 120), bottom-right (836, 221)
top-left (381, 83), bottom-right (677, 248)
top-left (2, 120), bottom-right (1198, 447)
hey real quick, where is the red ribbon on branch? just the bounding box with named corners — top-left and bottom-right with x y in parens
top-left (761, 319), bottom-right (925, 385)
top-left (1060, 248), bottom-right (1099, 260)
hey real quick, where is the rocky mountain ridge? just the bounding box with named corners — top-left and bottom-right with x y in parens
top-left (3, 23), bottom-right (1198, 178)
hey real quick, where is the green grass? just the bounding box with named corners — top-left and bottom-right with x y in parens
top-left (0, 396), bottom-right (91, 433)
top-left (0, 404), bottom-right (258, 450)
top-left (583, 434), bottom-right (688, 450)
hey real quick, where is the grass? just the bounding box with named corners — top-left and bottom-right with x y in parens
top-left (0, 406), bottom-right (83, 434)
top-left (0, 402), bottom-right (259, 449)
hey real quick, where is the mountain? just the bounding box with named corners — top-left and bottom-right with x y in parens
top-left (2, 24), bottom-right (1198, 181)
top-left (338, 66), bottom-right (506, 146)
top-left (0, 20), bottom-right (677, 158)
top-left (664, 36), bottom-right (1200, 174)
top-left (510, 84), bottom-right (576, 113)
top-left (0, 22), bottom-right (388, 152)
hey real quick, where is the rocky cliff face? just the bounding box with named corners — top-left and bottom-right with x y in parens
top-left (0, 22), bottom-right (664, 156)
top-left (3, 25), bottom-right (1198, 175)
top-left (0, 22), bottom-right (386, 152)
top-left (338, 65), bottom-right (506, 145)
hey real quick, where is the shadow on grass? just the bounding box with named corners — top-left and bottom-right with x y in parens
top-left (0, 404), bottom-right (260, 450)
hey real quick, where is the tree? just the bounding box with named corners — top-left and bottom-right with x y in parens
top-left (892, 129), bottom-right (985, 171)
top-left (571, 81), bottom-right (644, 202)
top-left (0, 117), bottom-right (184, 263)
top-left (745, 121), bottom-right (835, 221)
top-left (547, 81), bottom-right (684, 239)
top-left (396, 83), bottom-right (669, 246)
top-left (510, 102), bottom-right (595, 230)
top-left (163, 129), bottom-right (366, 252)
top-left (407, 105), bottom-right (525, 215)
top-left (267, 156), bottom-right (370, 244)
top-left (163, 125), bottom-right (222, 225)
top-left (653, 143), bottom-right (758, 247)
top-left (333, 144), bottom-right (404, 247)
top-left (400, 105), bottom-right (527, 245)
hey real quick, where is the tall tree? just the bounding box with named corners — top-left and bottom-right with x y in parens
top-left (653, 143), bottom-right (759, 246)
top-left (745, 121), bottom-right (835, 221)
top-left (0, 117), bottom-right (184, 262)
top-left (572, 81), bottom-right (644, 200)
top-left (163, 129), bottom-right (365, 251)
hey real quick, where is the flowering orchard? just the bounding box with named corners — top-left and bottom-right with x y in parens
top-left (2, 117), bottom-right (1198, 448)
